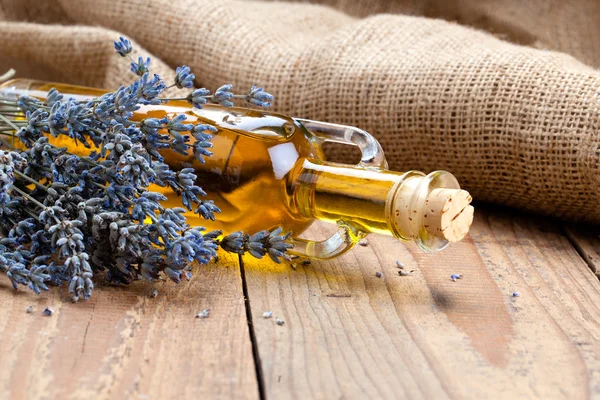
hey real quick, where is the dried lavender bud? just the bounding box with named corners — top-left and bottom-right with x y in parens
top-left (150, 288), bottom-right (159, 298)
top-left (263, 227), bottom-right (293, 264)
top-left (27, 265), bottom-right (51, 294)
top-left (43, 307), bottom-right (54, 316)
top-left (114, 36), bottom-right (132, 57)
top-left (450, 274), bottom-right (462, 282)
top-left (219, 231), bottom-right (245, 254)
top-left (275, 317), bottom-right (285, 326)
top-left (167, 114), bottom-right (193, 134)
top-left (246, 86), bottom-right (273, 107)
top-left (375, 272), bottom-right (382, 278)
top-left (212, 84), bottom-right (234, 108)
top-left (17, 95), bottom-right (43, 113)
top-left (6, 263), bottom-right (30, 290)
top-left (191, 126), bottom-right (215, 163)
top-left (130, 56), bottom-right (151, 76)
top-left (26, 305), bottom-right (33, 313)
top-left (45, 88), bottom-right (63, 107)
top-left (358, 239), bottom-right (368, 247)
top-left (174, 65), bottom-right (195, 89)
top-left (398, 270), bottom-right (413, 276)
top-left (196, 309), bottom-right (210, 319)
top-left (395, 260), bottom-right (404, 269)
top-left (188, 88), bottom-right (211, 109)
top-left (512, 291), bottom-right (519, 297)
top-left (195, 200), bottom-right (220, 221)
top-left (262, 311), bottom-right (273, 318)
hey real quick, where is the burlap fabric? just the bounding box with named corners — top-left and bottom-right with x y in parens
top-left (0, 0), bottom-right (599, 222)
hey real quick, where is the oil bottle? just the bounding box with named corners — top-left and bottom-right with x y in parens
top-left (0, 79), bottom-right (474, 259)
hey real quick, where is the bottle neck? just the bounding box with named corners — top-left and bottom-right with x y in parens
top-left (292, 159), bottom-right (473, 252)
top-left (293, 159), bottom-right (397, 233)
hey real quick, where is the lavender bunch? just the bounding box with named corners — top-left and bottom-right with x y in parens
top-left (0, 37), bottom-right (289, 301)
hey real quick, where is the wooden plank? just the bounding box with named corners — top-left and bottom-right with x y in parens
top-left (564, 224), bottom-right (600, 277)
top-left (0, 252), bottom-right (258, 400)
top-left (242, 206), bottom-right (600, 399)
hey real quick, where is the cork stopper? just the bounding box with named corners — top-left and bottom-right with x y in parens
top-left (386, 171), bottom-right (474, 251)
top-left (423, 188), bottom-right (474, 242)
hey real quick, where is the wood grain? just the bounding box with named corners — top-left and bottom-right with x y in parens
top-left (0, 252), bottom-right (258, 400)
top-left (241, 206), bottom-right (600, 399)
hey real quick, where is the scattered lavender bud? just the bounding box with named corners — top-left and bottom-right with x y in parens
top-left (43, 307), bottom-right (54, 316)
top-left (375, 272), bottom-right (382, 278)
top-left (26, 305), bottom-right (33, 314)
top-left (301, 260), bottom-right (311, 266)
top-left (262, 311), bottom-right (273, 318)
top-left (398, 270), bottom-right (413, 276)
top-left (196, 309), bottom-right (210, 319)
top-left (150, 288), bottom-right (159, 298)
top-left (275, 317), bottom-right (285, 326)
top-left (395, 260), bottom-right (405, 269)
top-left (512, 291), bottom-right (519, 297)
top-left (450, 274), bottom-right (462, 282)
top-left (358, 239), bottom-right (368, 247)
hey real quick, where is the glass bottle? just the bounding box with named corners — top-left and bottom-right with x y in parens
top-left (0, 79), bottom-right (474, 259)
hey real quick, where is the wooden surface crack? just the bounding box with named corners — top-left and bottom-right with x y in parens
top-left (239, 254), bottom-right (266, 400)
top-left (563, 225), bottom-right (600, 278)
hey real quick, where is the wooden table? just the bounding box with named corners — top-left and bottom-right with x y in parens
top-left (1, 204), bottom-right (599, 399)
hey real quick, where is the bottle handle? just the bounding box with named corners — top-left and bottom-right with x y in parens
top-left (288, 119), bottom-right (385, 259)
top-left (287, 222), bottom-right (366, 260)
top-left (295, 118), bottom-right (388, 169)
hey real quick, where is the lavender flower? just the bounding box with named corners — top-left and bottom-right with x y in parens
top-left (114, 37), bottom-right (133, 57)
top-left (195, 200), bottom-right (220, 221)
top-left (188, 88), bottom-right (210, 108)
top-left (212, 84), bottom-right (234, 108)
top-left (174, 65), bottom-right (195, 89)
top-left (167, 114), bottom-right (193, 133)
top-left (192, 124), bottom-right (216, 163)
top-left (218, 228), bottom-right (292, 263)
top-left (17, 95), bottom-right (43, 113)
top-left (0, 37), bottom-right (287, 302)
top-left (130, 56), bottom-right (151, 77)
top-left (246, 86), bottom-right (274, 107)
top-left (45, 88), bottom-right (63, 107)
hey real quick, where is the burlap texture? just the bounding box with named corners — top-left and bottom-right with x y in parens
top-left (0, 0), bottom-right (599, 222)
